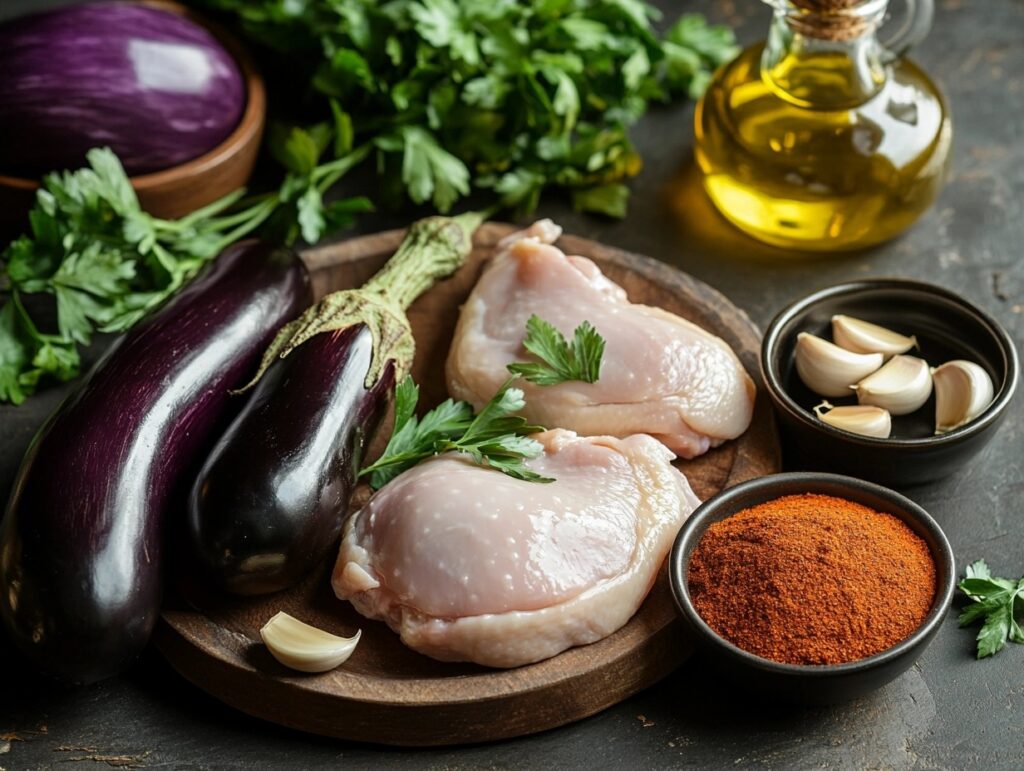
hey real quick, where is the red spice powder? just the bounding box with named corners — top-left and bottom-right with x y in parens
top-left (687, 493), bottom-right (937, 665)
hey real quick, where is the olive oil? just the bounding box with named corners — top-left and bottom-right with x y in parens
top-left (695, 1), bottom-right (951, 252)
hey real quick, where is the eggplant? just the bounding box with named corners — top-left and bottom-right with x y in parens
top-left (187, 213), bottom-right (481, 594)
top-left (0, 241), bottom-right (311, 683)
top-left (188, 325), bottom-right (393, 594)
top-left (0, 3), bottom-right (245, 178)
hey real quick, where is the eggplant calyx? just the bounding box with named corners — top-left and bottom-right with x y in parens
top-left (236, 212), bottom-right (482, 392)
top-left (234, 291), bottom-right (412, 392)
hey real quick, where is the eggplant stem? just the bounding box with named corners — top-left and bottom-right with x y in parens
top-left (238, 212), bottom-right (483, 393)
top-left (362, 211), bottom-right (482, 310)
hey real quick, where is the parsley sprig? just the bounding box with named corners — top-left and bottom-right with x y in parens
top-left (360, 376), bottom-right (551, 490)
top-left (507, 315), bottom-right (605, 386)
top-left (958, 559), bottom-right (1024, 659)
top-left (0, 147), bottom-right (371, 404)
top-left (201, 1), bottom-right (738, 217)
top-left (363, 315), bottom-right (606, 487)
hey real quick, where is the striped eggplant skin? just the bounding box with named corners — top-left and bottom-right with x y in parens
top-left (188, 324), bottom-right (395, 596)
top-left (0, 2), bottom-right (245, 178)
top-left (0, 241), bottom-right (311, 684)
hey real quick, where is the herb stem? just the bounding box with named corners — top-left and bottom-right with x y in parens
top-left (197, 193), bottom-right (278, 232)
top-left (205, 197), bottom-right (282, 254)
top-left (202, 193), bottom-right (280, 236)
top-left (312, 145), bottom-right (371, 193)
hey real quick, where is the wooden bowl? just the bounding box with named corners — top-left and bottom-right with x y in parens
top-left (0, 0), bottom-right (265, 237)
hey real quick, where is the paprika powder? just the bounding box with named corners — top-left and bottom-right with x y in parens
top-left (687, 493), bottom-right (936, 665)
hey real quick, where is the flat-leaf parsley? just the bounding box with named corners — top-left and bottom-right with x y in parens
top-left (360, 376), bottom-right (551, 489)
top-left (958, 559), bottom-right (1024, 659)
top-left (507, 315), bottom-right (605, 386)
top-left (0, 147), bottom-right (370, 403)
top-left (199, 1), bottom-right (738, 217)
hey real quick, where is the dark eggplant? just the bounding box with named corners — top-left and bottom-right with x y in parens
top-left (188, 325), bottom-right (393, 594)
top-left (0, 241), bottom-right (311, 683)
top-left (187, 213), bottom-right (481, 594)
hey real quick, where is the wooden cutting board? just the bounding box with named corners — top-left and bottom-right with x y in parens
top-left (155, 223), bottom-right (780, 746)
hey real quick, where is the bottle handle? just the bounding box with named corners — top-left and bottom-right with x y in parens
top-left (880, 0), bottom-right (934, 62)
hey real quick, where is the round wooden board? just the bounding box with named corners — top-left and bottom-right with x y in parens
top-left (155, 223), bottom-right (781, 746)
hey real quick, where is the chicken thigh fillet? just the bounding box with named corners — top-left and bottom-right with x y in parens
top-left (446, 222), bottom-right (755, 458)
top-left (332, 430), bottom-right (699, 667)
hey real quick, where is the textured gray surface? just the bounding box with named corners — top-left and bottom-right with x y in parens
top-left (1, 0), bottom-right (1022, 768)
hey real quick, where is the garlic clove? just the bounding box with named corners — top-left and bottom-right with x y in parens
top-left (932, 360), bottom-right (994, 433)
top-left (795, 332), bottom-right (884, 397)
top-left (260, 611), bottom-right (361, 673)
top-left (831, 315), bottom-right (918, 357)
top-left (813, 400), bottom-right (892, 438)
top-left (854, 355), bottom-right (933, 416)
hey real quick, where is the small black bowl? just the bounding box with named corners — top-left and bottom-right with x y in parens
top-left (761, 279), bottom-right (1018, 486)
top-left (669, 473), bottom-right (955, 705)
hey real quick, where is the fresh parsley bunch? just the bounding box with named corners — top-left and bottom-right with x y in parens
top-left (0, 147), bottom-right (370, 404)
top-left (200, 0), bottom-right (738, 217)
top-left (959, 559), bottom-right (1024, 659)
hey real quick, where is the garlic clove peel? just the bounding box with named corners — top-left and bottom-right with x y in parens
top-left (813, 401), bottom-right (892, 438)
top-left (795, 332), bottom-right (884, 397)
top-left (932, 360), bottom-right (994, 433)
top-left (854, 354), bottom-right (932, 415)
top-left (831, 315), bottom-right (917, 357)
top-left (260, 611), bottom-right (361, 673)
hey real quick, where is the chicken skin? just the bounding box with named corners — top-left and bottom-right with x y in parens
top-left (332, 430), bottom-right (699, 667)
top-left (446, 221), bottom-right (755, 458)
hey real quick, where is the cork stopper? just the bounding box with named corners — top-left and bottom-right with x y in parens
top-left (785, 0), bottom-right (878, 41)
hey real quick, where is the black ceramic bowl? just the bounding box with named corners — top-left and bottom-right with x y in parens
top-left (761, 279), bottom-right (1018, 486)
top-left (669, 473), bottom-right (955, 705)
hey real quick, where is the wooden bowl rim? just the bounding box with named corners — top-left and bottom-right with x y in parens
top-left (0, 0), bottom-right (266, 193)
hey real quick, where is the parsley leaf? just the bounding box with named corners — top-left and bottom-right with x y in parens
top-left (399, 126), bottom-right (471, 212)
top-left (507, 315), bottom-right (605, 386)
top-left (662, 14), bottom-right (741, 100)
top-left (198, 0), bottom-right (738, 217)
top-left (360, 376), bottom-right (550, 489)
top-left (363, 377), bottom-right (474, 489)
top-left (0, 301), bottom-right (31, 405)
top-left (571, 183), bottom-right (630, 218)
top-left (958, 559), bottom-right (1024, 659)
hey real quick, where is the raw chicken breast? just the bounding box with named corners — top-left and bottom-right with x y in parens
top-left (333, 429), bottom-right (699, 668)
top-left (446, 221), bottom-right (756, 458)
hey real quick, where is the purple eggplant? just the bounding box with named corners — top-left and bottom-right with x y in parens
top-left (0, 3), bottom-right (246, 178)
top-left (0, 241), bottom-right (311, 684)
top-left (187, 214), bottom-right (481, 594)
top-left (188, 325), bottom-right (393, 594)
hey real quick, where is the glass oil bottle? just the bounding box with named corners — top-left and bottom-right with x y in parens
top-left (694, 0), bottom-right (952, 251)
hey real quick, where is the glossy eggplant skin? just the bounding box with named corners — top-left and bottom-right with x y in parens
top-left (0, 2), bottom-right (245, 177)
top-left (188, 323), bottom-right (394, 595)
top-left (0, 241), bottom-right (311, 684)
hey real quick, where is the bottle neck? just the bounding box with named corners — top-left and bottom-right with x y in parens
top-left (761, 0), bottom-right (888, 109)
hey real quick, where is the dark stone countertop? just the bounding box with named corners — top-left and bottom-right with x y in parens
top-left (1, 0), bottom-right (1021, 768)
